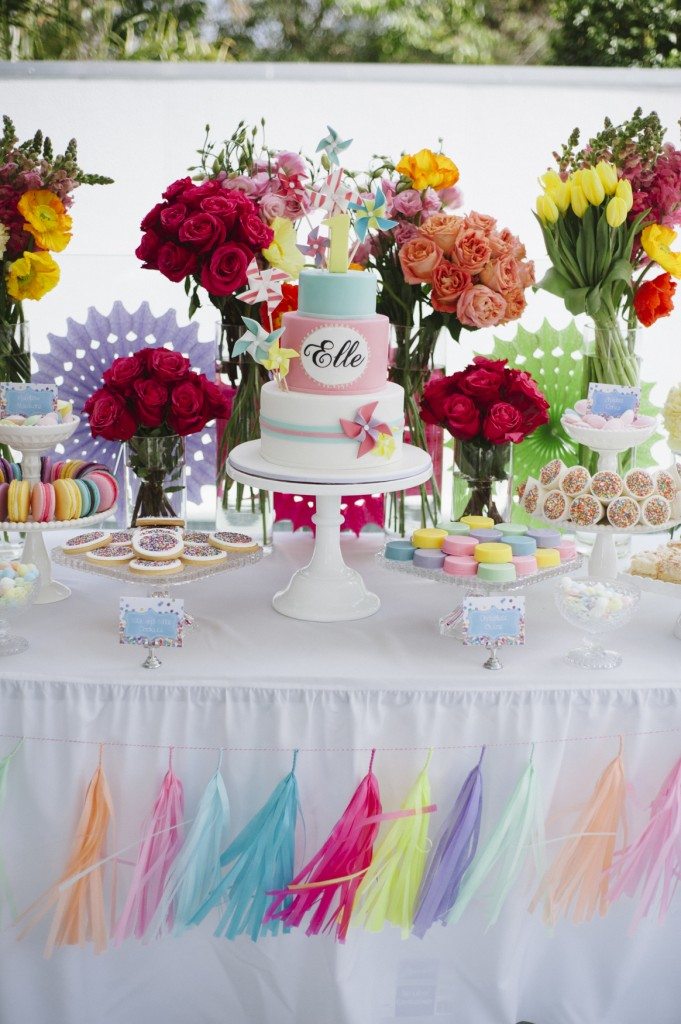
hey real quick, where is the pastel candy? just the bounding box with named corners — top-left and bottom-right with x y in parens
top-left (459, 515), bottom-right (495, 529)
top-left (443, 555), bottom-right (478, 577)
top-left (582, 413), bottom-right (607, 428)
top-left (557, 538), bottom-right (577, 561)
top-left (496, 523), bottom-right (528, 536)
top-left (477, 562), bottom-right (517, 582)
top-left (413, 548), bottom-right (445, 570)
top-left (442, 535), bottom-right (478, 557)
top-left (527, 528), bottom-right (562, 548)
top-left (469, 528), bottom-right (503, 543)
top-left (474, 542), bottom-right (513, 564)
top-left (506, 535), bottom-right (537, 556)
top-left (411, 527), bottom-right (448, 550)
top-left (512, 555), bottom-right (538, 577)
top-left (535, 547), bottom-right (561, 569)
top-left (385, 540), bottom-right (415, 561)
top-left (435, 520), bottom-right (471, 535)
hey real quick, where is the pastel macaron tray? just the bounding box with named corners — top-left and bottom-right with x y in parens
top-left (382, 515), bottom-right (581, 588)
top-left (0, 458), bottom-right (118, 525)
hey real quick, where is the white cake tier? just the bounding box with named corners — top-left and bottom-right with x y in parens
top-left (260, 381), bottom-right (405, 471)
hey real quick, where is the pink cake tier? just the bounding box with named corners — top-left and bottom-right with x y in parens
top-left (281, 269), bottom-right (389, 395)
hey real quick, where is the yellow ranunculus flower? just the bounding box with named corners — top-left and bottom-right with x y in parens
top-left (262, 217), bottom-right (304, 279)
top-left (615, 178), bottom-right (633, 212)
top-left (641, 224), bottom-right (681, 279)
top-left (581, 166), bottom-right (605, 206)
top-left (395, 149), bottom-right (459, 191)
top-left (536, 193), bottom-right (559, 225)
top-left (18, 189), bottom-right (72, 252)
top-left (6, 250), bottom-right (60, 300)
top-left (570, 183), bottom-right (589, 218)
top-left (595, 161), bottom-right (618, 195)
top-left (605, 197), bottom-right (628, 228)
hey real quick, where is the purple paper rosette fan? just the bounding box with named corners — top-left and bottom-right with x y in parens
top-left (33, 302), bottom-right (216, 521)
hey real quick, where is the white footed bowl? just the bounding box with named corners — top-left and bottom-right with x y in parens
top-left (0, 416), bottom-right (80, 453)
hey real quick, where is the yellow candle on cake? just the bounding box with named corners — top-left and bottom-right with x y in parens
top-left (325, 213), bottom-right (350, 273)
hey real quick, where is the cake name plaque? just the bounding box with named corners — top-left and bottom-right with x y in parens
top-left (301, 326), bottom-right (369, 387)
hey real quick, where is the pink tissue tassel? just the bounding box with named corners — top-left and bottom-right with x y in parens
top-left (114, 752), bottom-right (184, 943)
top-left (608, 755), bottom-right (681, 929)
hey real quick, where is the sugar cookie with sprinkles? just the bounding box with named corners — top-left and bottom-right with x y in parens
top-left (182, 530), bottom-right (211, 544)
top-left (208, 531), bottom-right (259, 553)
top-left (129, 557), bottom-right (184, 576)
top-left (132, 528), bottom-right (184, 561)
top-left (181, 543), bottom-right (228, 566)
top-left (109, 530), bottom-right (135, 544)
top-left (63, 530), bottom-right (112, 554)
top-left (86, 543), bottom-right (134, 565)
top-left (135, 515), bottom-right (185, 529)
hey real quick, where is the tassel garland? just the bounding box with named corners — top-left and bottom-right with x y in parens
top-left (192, 752), bottom-right (300, 941)
top-left (265, 750), bottom-right (381, 942)
top-left (531, 743), bottom-right (626, 925)
top-left (114, 749), bottom-right (184, 944)
top-left (147, 755), bottom-right (229, 938)
top-left (449, 750), bottom-right (544, 927)
top-left (412, 748), bottom-right (484, 938)
top-left (609, 755), bottom-right (681, 928)
top-left (353, 751), bottom-right (436, 937)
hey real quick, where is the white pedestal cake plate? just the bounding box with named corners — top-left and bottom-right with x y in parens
top-left (554, 521), bottom-right (681, 580)
top-left (227, 440), bottom-right (432, 621)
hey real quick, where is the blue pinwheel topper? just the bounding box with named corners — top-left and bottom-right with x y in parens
top-left (348, 187), bottom-right (398, 242)
top-left (232, 317), bottom-right (284, 365)
top-left (316, 125), bottom-right (352, 167)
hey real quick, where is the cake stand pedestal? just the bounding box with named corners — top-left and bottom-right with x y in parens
top-left (227, 441), bottom-right (432, 621)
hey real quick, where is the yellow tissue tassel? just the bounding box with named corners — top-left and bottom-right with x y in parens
top-left (530, 744), bottom-right (626, 926)
top-left (353, 751), bottom-right (434, 937)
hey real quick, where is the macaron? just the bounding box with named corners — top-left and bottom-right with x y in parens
top-left (81, 478), bottom-right (100, 514)
top-left (473, 542), bottom-right (513, 564)
top-left (73, 478), bottom-right (92, 517)
top-left (8, 480), bottom-right (30, 523)
top-left (86, 470), bottom-right (118, 512)
top-left (469, 528), bottom-right (503, 543)
top-left (535, 547), bottom-right (561, 569)
top-left (459, 515), bottom-right (495, 530)
top-left (30, 482), bottom-right (55, 523)
top-left (413, 548), bottom-right (445, 570)
top-left (496, 522), bottom-right (529, 536)
top-left (443, 555), bottom-right (478, 577)
top-left (512, 554), bottom-right (538, 577)
top-left (411, 527), bottom-right (448, 550)
top-left (54, 479), bottom-right (78, 521)
top-left (0, 482), bottom-right (8, 522)
top-left (506, 535), bottom-right (537, 556)
top-left (435, 521), bottom-right (471, 535)
top-left (477, 562), bottom-right (516, 582)
top-left (443, 535), bottom-right (478, 557)
top-left (384, 540), bottom-right (415, 562)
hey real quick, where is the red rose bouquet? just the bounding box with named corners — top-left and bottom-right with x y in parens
top-left (420, 356), bottom-right (549, 521)
top-left (84, 348), bottom-right (230, 524)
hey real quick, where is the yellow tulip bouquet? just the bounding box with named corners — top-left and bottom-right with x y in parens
top-left (535, 109), bottom-right (681, 390)
top-left (0, 115), bottom-right (112, 381)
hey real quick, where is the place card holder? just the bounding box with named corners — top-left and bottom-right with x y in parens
top-left (462, 595), bottom-right (525, 671)
top-left (119, 596), bottom-right (184, 670)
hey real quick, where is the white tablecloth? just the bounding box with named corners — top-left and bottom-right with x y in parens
top-left (0, 533), bottom-right (680, 1024)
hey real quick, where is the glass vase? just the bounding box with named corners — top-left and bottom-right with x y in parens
top-left (215, 320), bottom-right (273, 548)
top-left (0, 319), bottom-right (31, 383)
top-left (451, 440), bottom-right (513, 524)
top-left (124, 433), bottom-right (186, 526)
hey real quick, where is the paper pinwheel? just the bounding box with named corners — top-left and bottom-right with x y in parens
top-left (308, 169), bottom-right (359, 215)
top-left (238, 259), bottom-right (289, 312)
top-left (299, 227), bottom-right (330, 268)
top-left (262, 345), bottom-right (299, 379)
top-left (232, 316), bottom-right (285, 364)
top-left (316, 125), bottom-right (352, 167)
top-left (348, 187), bottom-right (398, 242)
top-left (339, 402), bottom-right (393, 459)
top-left (277, 173), bottom-right (309, 205)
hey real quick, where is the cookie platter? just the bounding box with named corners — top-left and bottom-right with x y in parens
top-left (51, 543), bottom-right (263, 586)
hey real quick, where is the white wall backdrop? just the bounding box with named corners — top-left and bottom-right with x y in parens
top-left (1, 61), bottom-right (680, 431)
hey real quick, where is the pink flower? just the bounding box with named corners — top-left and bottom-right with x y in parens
top-left (380, 177), bottom-right (396, 202)
top-left (394, 222), bottom-right (420, 245)
top-left (224, 175), bottom-right (257, 196)
top-left (399, 237), bottom-right (443, 284)
top-left (430, 262), bottom-right (471, 313)
top-left (499, 287), bottom-right (527, 324)
top-left (351, 239), bottom-right (372, 266)
top-left (451, 229), bottom-right (492, 274)
top-left (419, 214), bottom-right (464, 255)
top-left (464, 211), bottom-right (497, 235)
top-left (276, 151), bottom-right (308, 178)
top-left (421, 188), bottom-right (442, 216)
top-left (391, 189), bottom-right (423, 217)
top-left (456, 284), bottom-right (507, 328)
top-left (479, 255), bottom-right (520, 293)
top-left (259, 193), bottom-right (287, 220)
top-left (438, 185), bottom-right (463, 210)
top-left (518, 260), bottom-right (535, 288)
top-left (489, 228), bottom-right (526, 260)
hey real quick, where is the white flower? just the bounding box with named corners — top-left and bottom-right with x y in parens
top-left (0, 222), bottom-right (9, 261)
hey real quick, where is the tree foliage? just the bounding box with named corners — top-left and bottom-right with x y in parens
top-left (550, 0), bottom-right (681, 68)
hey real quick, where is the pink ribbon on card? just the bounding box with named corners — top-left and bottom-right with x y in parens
top-left (339, 402), bottom-right (392, 458)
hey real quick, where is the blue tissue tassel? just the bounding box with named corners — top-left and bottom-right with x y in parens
top-left (192, 755), bottom-right (300, 941)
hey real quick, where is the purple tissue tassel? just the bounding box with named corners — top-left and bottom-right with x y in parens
top-left (412, 748), bottom-right (485, 938)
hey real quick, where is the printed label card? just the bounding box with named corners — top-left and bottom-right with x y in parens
top-left (462, 596), bottom-right (526, 648)
top-left (0, 382), bottom-right (57, 418)
top-left (587, 382), bottom-right (640, 419)
top-left (119, 596), bottom-right (184, 649)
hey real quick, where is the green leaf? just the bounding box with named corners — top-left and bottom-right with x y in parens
top-left (564, 287), bottom-right (589, 315)
top-left (584, 285), bottom-right (602, 316)
top-left (603, 256), bottom-right (634, 289)
top-left (535, 267), bottom-right (573, 299)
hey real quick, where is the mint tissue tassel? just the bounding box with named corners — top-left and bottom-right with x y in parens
top-left (191, 752), bottom-right (301, 941)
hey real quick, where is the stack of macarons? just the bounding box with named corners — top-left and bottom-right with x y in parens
top-left (0, 467), bottom-right (118, 524)
top-left (0, 456), bottom-right (23, 484)
top-left (384, 515), bottom-right (577, 583)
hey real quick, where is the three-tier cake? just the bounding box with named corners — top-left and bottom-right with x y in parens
top-left (259, 268), bottom-right (405, 471)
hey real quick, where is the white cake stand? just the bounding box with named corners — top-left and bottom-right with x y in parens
top-left (227, 440), bottom-right (432, 621)
top-left (542, 519), bottom-right (681, 580)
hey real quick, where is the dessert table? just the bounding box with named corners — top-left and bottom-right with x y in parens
top-left (0, 531), bottom-right (680, 1024)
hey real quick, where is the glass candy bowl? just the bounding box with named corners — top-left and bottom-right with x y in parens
top-left (0, 559), bottom-right (40, 655)
top-left (555, 576), bottom-right (640, 670)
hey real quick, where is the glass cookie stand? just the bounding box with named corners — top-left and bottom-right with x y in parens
top-left (51, 545), bottom-right (263, 668)
top-left (545, 418), bottom-right (679, 580)
top-left (376, 552), bottom-right (584, 666)
top-left (0, 417), bottom-right (114, 603)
